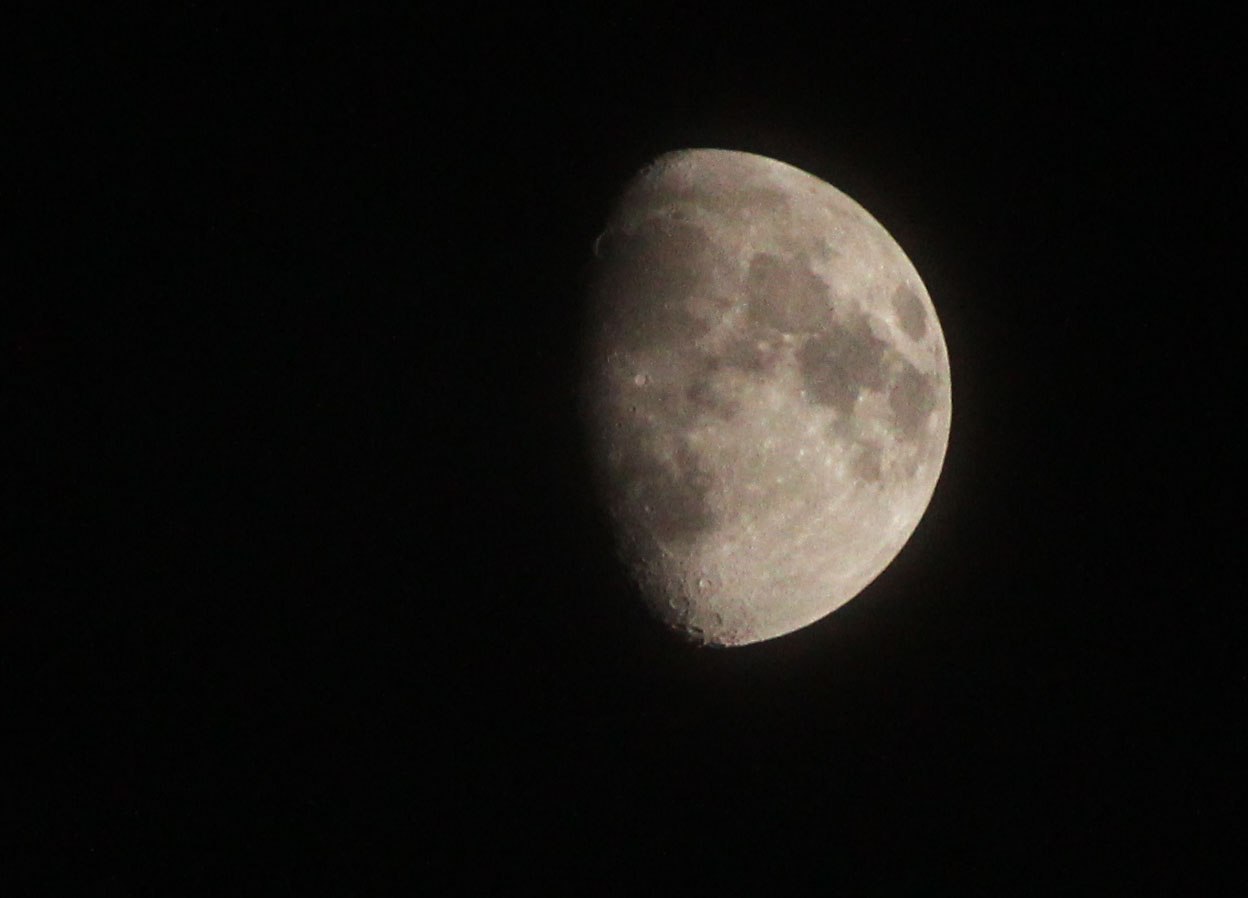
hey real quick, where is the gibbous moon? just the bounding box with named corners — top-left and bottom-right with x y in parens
top-left (580, 148), bottom-right (951, 646)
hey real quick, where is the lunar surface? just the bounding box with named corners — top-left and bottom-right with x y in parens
top-left (580, 148), bottom-right (951, 646)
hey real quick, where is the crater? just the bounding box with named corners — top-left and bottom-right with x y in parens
top-left (746, 252), bottom-right (835, 334)
top-left (796, 312), bottom-right (889, 418)
top-left (891, 285), bottom-right (928, 341)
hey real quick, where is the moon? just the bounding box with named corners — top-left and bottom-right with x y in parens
top-left (579, 148), bottom-right (951, 646)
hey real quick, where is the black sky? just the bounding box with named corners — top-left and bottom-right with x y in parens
top-left (6, 6), bottom-right (1243, 891)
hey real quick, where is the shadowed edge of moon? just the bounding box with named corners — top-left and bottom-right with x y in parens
top-left (583, 149), bottom-right (950, 646)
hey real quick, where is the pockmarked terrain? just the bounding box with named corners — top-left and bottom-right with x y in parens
top-left (581, 149), bottom-right (951, 646)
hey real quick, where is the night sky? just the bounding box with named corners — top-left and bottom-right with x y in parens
top-left (7, 7), bottom-right (1242, 890)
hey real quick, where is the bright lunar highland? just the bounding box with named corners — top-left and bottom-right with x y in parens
top-left (580, 149), bottom-right (951, 646)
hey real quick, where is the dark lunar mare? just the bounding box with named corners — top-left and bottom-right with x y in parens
top-left (745, 251), bottom-right (835, 333)
top-left (889, 363), bottom-right (938, 440)
top-left (590, 219), bottom-right (718, 356)
top-left (796, 312), bottom-right (891, 419)
top-left (600, 424), bottom-right (717, 547)
top-left (891, 285), bottom-right (928, 340)
top-left (582, 218), bottom-right (723, 559)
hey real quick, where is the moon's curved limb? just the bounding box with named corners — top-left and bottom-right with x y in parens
top-left (582, 149), bottom-right (951, 646)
